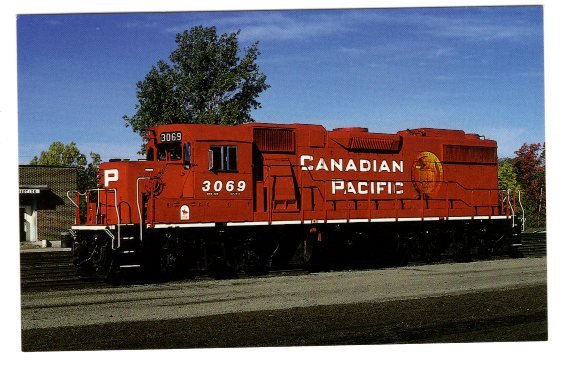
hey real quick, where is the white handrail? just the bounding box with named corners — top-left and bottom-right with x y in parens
top-left (136, 177), bottom-right (151, 242)
top-left (517, 190), bottom-right (526, 232)
top-left (66, 188), bottom-right (121, 249)
top-left (506, 189), bottom-right (515, 228)
top-left (66, 190), bottom-right (82, 209)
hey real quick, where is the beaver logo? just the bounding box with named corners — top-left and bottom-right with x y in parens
top-left (411, 151), bottom-right (443, 195)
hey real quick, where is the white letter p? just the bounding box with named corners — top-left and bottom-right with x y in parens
top-left (104, 169), bottom-right (119, 187)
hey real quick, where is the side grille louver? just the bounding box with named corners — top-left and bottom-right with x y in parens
top-left (254, 128), bottom-right (295, 153)
top-left (444, 145), bottom-right (497, 164)
top-left (349, 137), bottom-right (401, 152)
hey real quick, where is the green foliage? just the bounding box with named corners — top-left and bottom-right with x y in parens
top-left (497, 158), bottom-right (519, 191)
top-left (123, 25), bottom-right (270, 147)
top-left (29, 142), bottom-right (101, 190)
top-left (512, 143), bottom-right (545, 229)
top-left (497, 144), bottom-right (546, 230)
top-left (30, 141), bottom-right (87, 167)
top-left (499, 143), bottom-right (545, 230)
top-left (78, 152), bottom-right (102, 190)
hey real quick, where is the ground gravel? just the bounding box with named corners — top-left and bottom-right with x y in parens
top-left (21, 257), bottom-right (546, 330)
top-left (20, 257), bottom-right (547, 350)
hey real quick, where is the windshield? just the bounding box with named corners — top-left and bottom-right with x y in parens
top-left (157, 143), bottom-right (182, 161)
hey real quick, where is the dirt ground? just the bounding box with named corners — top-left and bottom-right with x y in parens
top-left (22, 284), bottom-right (546, 351)
top-left (22, 255), bottom-right (547, 351)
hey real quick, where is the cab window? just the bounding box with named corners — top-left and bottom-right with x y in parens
top-left (209, 145), bottom-right (237, 171)
top-left (157, 143), bottom-right (182, 161)
top-left (146, 148), bottom-right (154, 161)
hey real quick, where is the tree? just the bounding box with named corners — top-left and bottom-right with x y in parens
top-left (512, 143), bottom-right (546, 228)
top-left (79, 152), bottom-right (102, 190)
top-left (123, 26), bottom-right (270, 146)
top-left (497, 158), bottom-right (520, 191)
top-left (30, 141), bottom-right (87, 168)
top-left (30, 142), bottom-right (101, 190)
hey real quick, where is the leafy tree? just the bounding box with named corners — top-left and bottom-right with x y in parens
top-left (498, 158), bottom-right (520, 191)
top-left (79, 152), bottom-right (102, 190)
top-left (123, 25), bottom-right (270, 147)
top-left (30, 142), bottom-right (101, 190)
top-left (512, 143), bottom-right (546, 229)
top-left (30, 141), bottom-right (87, 168)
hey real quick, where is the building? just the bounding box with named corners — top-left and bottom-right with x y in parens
top-left (19, 165), bottom-right (78, 242)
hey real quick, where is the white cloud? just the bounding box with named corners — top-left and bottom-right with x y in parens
top-left (162, 11), bottom-right (352, 41)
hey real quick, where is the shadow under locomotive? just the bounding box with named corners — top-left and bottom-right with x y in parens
top-left (72, 219), bottom-right (520, 281)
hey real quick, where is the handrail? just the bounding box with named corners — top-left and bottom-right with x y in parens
top-left (67, 188), bottom-right (121, 249)
top-left (66, 190), bottom-right (82, 209)
top-left (263, 163), bottom-right (509, 222)
top-left (517, 190), bottom-right (526, 232)
top-left (322, 180), bottom-right (499, 205)
top-left (136, 177), bottom-right (151, 242)
top-left (506, 189), bottom-right (515, 228)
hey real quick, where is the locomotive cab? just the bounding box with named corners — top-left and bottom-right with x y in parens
top-left (144, 124), bottom-right (254, 224)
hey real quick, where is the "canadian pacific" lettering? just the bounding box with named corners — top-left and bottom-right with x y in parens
top-left (299, 155), bottom-right (403, 173)
top-left (299, 155), bottom-right (405, 195)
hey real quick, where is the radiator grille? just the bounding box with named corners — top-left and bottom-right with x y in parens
top-left (444, 145), bottom-right (497, 164)
top-left (254, 128), bottom-right (295, 153)
top-left (349, 137), bottom-right (401, 152)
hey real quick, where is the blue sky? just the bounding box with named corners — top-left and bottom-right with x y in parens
top-left (17, 6), bottom-right (544, 163)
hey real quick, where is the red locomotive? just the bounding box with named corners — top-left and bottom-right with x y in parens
top-left (69, 123), bottom-right (523, 278)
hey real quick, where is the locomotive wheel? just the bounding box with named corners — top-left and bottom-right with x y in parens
top-left (304, 230), bottom-right (328, 272)
top-left (73, 242), bottom-right (96, 279)
top-left (207, 243), bottom-right (238, 279)
top-left (158, 251), bottom-right (179, 280)
top-left (237, 235), bottom-right (275, 275)
top-left (74, 239), bottom-right (117, 281)
top-left (389, 248), bottom-right (409, 267)
top-left (208, 259), bottom-right (238, 279)
top-left (94, 242), bottom-right (118, 281)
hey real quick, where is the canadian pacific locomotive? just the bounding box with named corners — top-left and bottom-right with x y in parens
top-left (68, 123), bottom-right (523, 279)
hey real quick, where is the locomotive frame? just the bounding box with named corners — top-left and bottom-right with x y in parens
top-left (68, 123), bottom-right (524, 279)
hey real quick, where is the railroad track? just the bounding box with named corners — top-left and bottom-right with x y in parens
top-left (20, 251), bottom-right (103, 292)
top-left (521, 231), bottom-right (547, 258)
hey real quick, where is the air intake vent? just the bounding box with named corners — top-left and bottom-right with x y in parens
top-left (349, 137), bottom-right (401, 152)
top-left (444, 145), bottom-right (497, 164)
top-left (254, 128), bottom-right (295, 153)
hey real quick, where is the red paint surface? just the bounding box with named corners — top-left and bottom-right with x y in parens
top-left (77, 123), bottom-right (511, 227)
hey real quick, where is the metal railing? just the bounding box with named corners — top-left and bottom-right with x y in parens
top-left (66, 188), bottom-right (122, 249)
top-left (261, 163), bottom-right (518, 224)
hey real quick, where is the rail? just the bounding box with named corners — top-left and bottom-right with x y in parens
top-left (324, 183), bottom-right (502, 219)
top-left (517, 190), bottom-right (526, 231)
top-left (66, 188), bottom-right (122, 249)
top-left (262, 163), bottom-right (516, 224)
top-left (136, 177), bottom-right (151, 242)
top-left (504, 189), bottom-right (515, 228)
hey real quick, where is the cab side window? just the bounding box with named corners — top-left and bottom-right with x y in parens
top-left (168, 145), bottom-right (182, 161)
top-left (209, 145), bottom-right (237, 171)
top-left (157, 143), bottom-right (182, 161)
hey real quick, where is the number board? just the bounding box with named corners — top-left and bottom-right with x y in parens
top-left (159, 132), bottom-right (182, 143)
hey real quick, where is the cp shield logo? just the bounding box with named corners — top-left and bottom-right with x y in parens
top-left (411, 152), bottom-right (443, 196)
